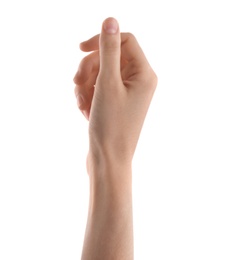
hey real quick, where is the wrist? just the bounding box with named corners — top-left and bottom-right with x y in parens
top-left (87, 148), bottom-right (132, 198)
top-left (87, 147), bottom-right (132, 179)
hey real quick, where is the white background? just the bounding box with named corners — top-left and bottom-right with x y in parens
top-left (0, 0), bottom-right (224, 259)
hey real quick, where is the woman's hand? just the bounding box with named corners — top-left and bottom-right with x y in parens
top-left (74, 17), bottom-right (157, 260)
top-left (74, 17), bottom-right (157, 166)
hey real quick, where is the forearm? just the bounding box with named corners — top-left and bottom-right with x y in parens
top-left (81, 154), bottom-right (133, 260)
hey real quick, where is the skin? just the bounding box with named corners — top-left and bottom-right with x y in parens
top-left (74, 17), bottom-right (157, 260)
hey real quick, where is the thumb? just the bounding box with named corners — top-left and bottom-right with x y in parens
top-left (99, 17), bottom-right (121, 78)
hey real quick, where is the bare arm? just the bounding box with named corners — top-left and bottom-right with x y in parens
top-left (82, 157), bottom-right (133, 259)
top-left (74, 17), bottom-right (157, 260)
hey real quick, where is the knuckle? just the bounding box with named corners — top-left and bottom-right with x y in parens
top-left (151, 72), bottom-right (158, 89)
top-left (124, 32), bottom-right (135, 40)
top-left (74, 86), bottom-right (79, 97)
top-left (140, 69), bottom-right (158, 93)
top-left (123, 32), bottom-right (136, 44)
top-left (79, 56), bottom-right (89, 70)
top-left (128, 32), bottom-right (136, 40)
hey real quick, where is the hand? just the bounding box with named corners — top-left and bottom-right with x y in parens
top-left (74, 17), bottom-right (157, 166)
top-left (74, 18), bottom-right (157, 259)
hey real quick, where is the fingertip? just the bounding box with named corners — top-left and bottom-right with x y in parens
top-left (76, 94), bottom-right (85, 109)
top-left (79, 35), bottom-right (100, 52)
top-left (103, 17), bottom-right (119, 35)
top-left (82, 110), bottom-right (89, 121)
top-left (79, 41), bottom-right (86, 50)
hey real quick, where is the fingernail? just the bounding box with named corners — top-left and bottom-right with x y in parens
top-left (76, 94), bottom-right (84, 108)
top-left (103, 18), bottom-right (118, 34)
